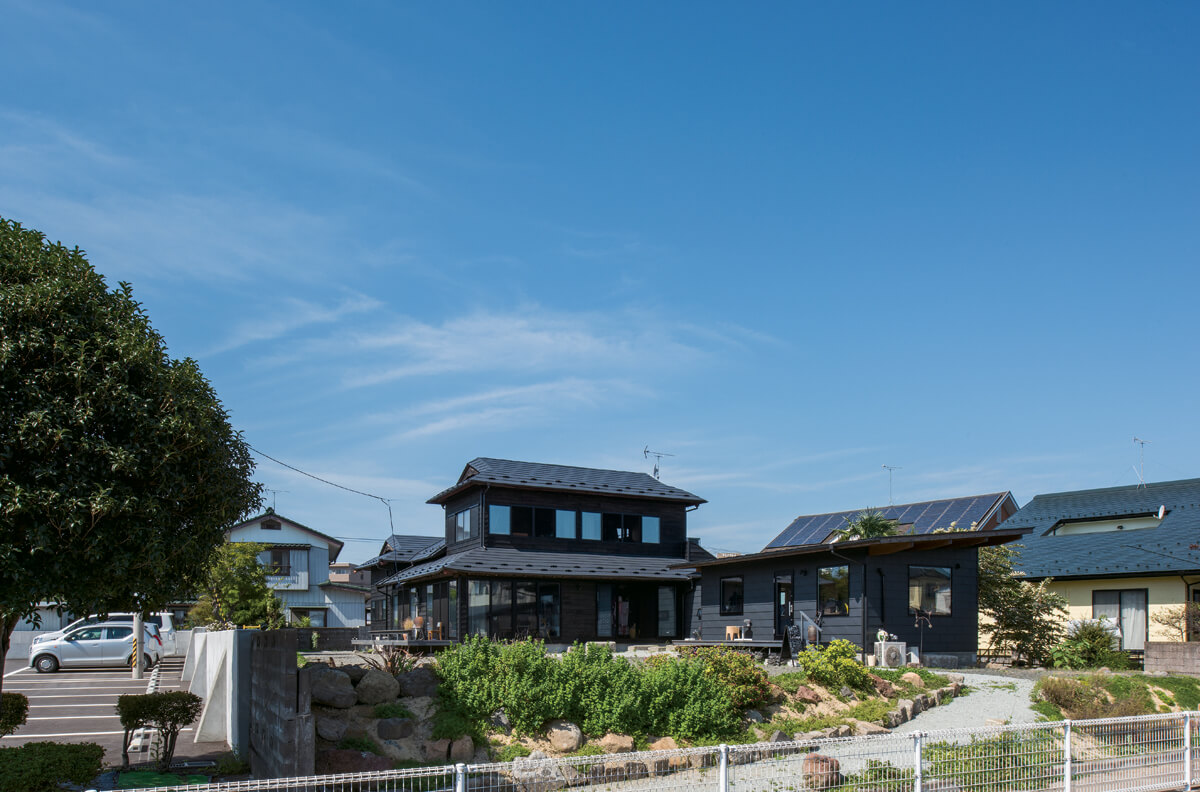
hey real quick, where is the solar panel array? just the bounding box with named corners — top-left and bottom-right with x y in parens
top-left (764, 493), bottom-right (1008, 549)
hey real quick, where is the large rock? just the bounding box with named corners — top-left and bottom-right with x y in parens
top-left (398, 667), bottom-right (440, 698)
top-left (450, 735), bottom-right (474, 763)
top-left (489, 708), bottom-right (512, 734)
top-left (342, 665), bottom-right (369, 684)
top-left (512, 753), bottom-right (569, 792)
top-left (597, 733), bottom-right (634, 753)
top-left (869, 674), bottom-right (898, 698)
top-left (746, 710), bottom-right (766, 723)
top-left (897, 699), bottom-right (914, 720)
top-left (312, 670), bottom-right (358, 709)
top-left (315, 749), bottom-right (393, 774)
top-left (649, 736), bottom-right (678, 751)
top-left (356, 669), bottom-right (401, 705)
top-left (423, 738), bottom-right (450, 762)
top-left (377, 717), bottom-right (414, 740)
top-left (853, 720), bottom-right (891, 736)
top-left (768, 730), bottom-right (789, 742)
top-left (900, 672), bottom-right (924, 688)
top-left (802, 753), bottom-right (842, 790)
top-left (546, 720), bottom-right (583, 752)
top-left (792, 684), bottom-right (821, 705)
top-left (947, 673), bottom-right (965, 685)
top-left (316, 716), bottom-right (347, 742)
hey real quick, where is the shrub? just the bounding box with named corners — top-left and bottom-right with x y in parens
top-left (924, 731), bottom-right (1062, 792)
top-left (496, 742), bottom-right (532, 762)
top-left (434, 636), bottom-right (502, 725)
top-left (213, 750), bottom-right (251, 776)
top-left (555, 642), bottom-right (645, 737)
top-left (362, 647), bottom-right (418, 676)
top-left (795, 639), bottom-right (870, 690)
top-left (493, 639), bottom-right (561, 734)
top-left (641, 653), bottom-right (741, 739)
top-left (679, 646), bottom-right (771, 711)
top-left (117, 691), bottom-right (203, 772)
top-left (0, 741), bottom-right (104, 792)
top-left (0, 693), bottom-right (29, 737)
top-left (1050, 619), bottom-right (1129, 670)
top-left (1036, 675), bottom-right (1153, 720)
top-left (374, 702), bottom-right (414, 720)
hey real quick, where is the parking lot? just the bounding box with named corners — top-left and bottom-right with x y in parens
top-left (2, 655), bottom-right (223, 765)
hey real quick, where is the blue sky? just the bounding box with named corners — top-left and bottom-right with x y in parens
top-left (3, 2), bottom-right (1198, 563)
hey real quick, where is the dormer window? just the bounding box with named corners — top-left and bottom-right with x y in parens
top-left (262, 519), bottom-right (281, 530)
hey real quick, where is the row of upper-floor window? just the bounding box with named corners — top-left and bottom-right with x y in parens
top-left (448, 504), bottom-right (663, 544)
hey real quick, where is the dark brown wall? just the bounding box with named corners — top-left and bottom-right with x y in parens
top-left (442, 491), bottom-right (485, 554)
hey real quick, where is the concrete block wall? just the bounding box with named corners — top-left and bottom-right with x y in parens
top-left (1144, 642), bottom-right (1200, 675)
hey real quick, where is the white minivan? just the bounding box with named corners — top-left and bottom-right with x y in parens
top-left (31, 612), bottom-right (177, 656)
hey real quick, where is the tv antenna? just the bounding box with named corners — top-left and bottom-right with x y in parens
top-left (265, 488), bottom-right (290, 510)
top-left (1133, 437), bottom-right (1150, 488)
top-left (643, 446), bottom-right (674, 479)
top-left (882, 465), bottom-right (901, 505)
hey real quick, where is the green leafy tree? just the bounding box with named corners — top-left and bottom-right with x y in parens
top-left (0, 218), bottom-right (261, 697)
top-left (834, 510), bottom-right (898, 541)
top-left (978, 543), bottom-right (1068, 665)
top-left (187, 542), bottom-right (285, 629)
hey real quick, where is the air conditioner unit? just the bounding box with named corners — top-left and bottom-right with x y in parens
top-left (875, 641), bottom-right (907, 668)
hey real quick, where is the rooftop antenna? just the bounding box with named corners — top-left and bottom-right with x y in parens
top-left (882, 465), bottom-right (901, 505)
top-left (264, 488), bottom-right (289, 510)
top-left (643, 446), bottom-right (675, 479)
top-left (1133, 437), bottom-right (1150, 488)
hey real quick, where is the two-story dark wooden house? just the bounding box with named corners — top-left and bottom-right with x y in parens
top-left (373, 458), bottom-right (711, 643)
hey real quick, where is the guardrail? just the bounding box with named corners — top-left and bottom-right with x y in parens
top-left (115, 710), bottom-right (1200, 792)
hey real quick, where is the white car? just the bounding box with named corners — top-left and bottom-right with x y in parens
top-left (29, 622), bottom-right (161, 673)
top-left (31, 612), bottom-right (177, 656)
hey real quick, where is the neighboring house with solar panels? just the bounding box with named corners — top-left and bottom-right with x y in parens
top-left (372, 457), bottom-right (713, 644)
top-left (356, 533), bottom-right (445, 630)
top-left (684, 492), bottom-right (1023, 665)
top-left (1004, 478), bottom-right (1200, 650)
top-left (228, 510), bottom-right (370, 628)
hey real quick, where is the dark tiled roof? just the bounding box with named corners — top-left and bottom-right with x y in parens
top-left (229, 510), bottom-right (345, 560)
top-left (378, 547), bottom-right (695, 586)
top-left (427, 458), bottom-right (705, 506)
top-left (765, 492), bottom-right (1014, 550)
top-left (355, 535), bottom-right (443, 570)
top-left (1005, 478), bottom-right (1200, 579)
top-left (687, 540), bottom-right (717, 563)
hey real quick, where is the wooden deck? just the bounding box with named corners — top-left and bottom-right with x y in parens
top-left (351, 637), bottom-right (453, 649)
top-left (671, 639), bottom-right (783, 650)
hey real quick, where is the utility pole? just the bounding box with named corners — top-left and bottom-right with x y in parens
top-left (132, 612), bottom-right (144, 680)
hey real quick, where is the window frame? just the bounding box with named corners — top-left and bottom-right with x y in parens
top-left (907, 565), bottom-right (952, 616)
top-left (817, 565), bottom-right (850, 617)
top-left (720, 576), bottom-right (744, 616)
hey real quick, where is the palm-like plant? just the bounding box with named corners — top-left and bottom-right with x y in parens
top-left (833, 510), bottom-right (898, 541)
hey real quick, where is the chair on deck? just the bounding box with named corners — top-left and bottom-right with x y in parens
top-left (428, 622), bottom-right (443, 640)
top-left (725, 625), bottom-right (742, 641)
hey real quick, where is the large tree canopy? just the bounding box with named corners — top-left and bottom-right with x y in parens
top-left (0, 218), bottom-right (261, 690)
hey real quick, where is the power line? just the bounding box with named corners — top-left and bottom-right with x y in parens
top-left (248, 445), bottom-right (395, 533)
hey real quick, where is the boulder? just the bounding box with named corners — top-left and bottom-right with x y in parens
top-left (422, 738), bottom-right (450, 762)
top-left (946, 673), bottom-right (965, 685)
top-left (900, 672), bottom-right (924, 688)
top-left (853, 720), bottom-right (891, 736)
top-left (768, 730), bottom-right (789, 743)
top-left (450, 735), bottom-right (474, 763)
top-left (914, 693), bottom-right (929, 712)
top-left (802, 753), bottom-right (843, 790)
top-left (792, 684), bottom-right (822, 705)
top-left (650, 736), bottom-right (678, 751)
top-left (833, 725), bottom-right (853, 738)
top-left (398, 667), bottom-right (440, 698)
top-left (341, 665), bottom-right (369, 684)
top-left (377, 717), bottom-right (414, 740)
top-left (355, 669), bottom-right (401, 705)
top-left (897, 699), bottom-right (914, 720)
top-left (512, 753), bottom-right (569, 791)
top-left (489, 708), bottom-right (512, 734)
top-left (884, 711), bottom-right (904, 729)
top-left (622, 760), bottom-right (650, 780)
top-left (546, 720), bottom-right (583, 752)
top-left (869, 674), bottom-right (898, 698)
top-left (746, 710), bottom-right (766, 723)
top-left (315, 749), bottom-right (393, 774)
top-left (838, 686), bottom-right (856, 700)
top-left (796, 730), bottom-right (826, 742)
top-left (311, 670), bottom-right (358, 709)
top-left (597, 733), bottom-right (634, 753)
top-left (316, 716), bottom-right (347, 742)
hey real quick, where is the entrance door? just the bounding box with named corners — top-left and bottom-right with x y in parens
top-left (775, 576), bottom-right (794, 638)
top-left (1093, 589), bottom-right (1148, 650)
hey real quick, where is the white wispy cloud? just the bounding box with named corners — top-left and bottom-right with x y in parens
top-left (207, 292), bottom-right (383, 355)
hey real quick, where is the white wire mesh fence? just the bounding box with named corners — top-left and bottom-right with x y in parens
top-left (123, 711), bottom-right (1200, 792)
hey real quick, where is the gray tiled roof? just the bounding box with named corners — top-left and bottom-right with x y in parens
top-left (378, 547), bottom-right (695, 586)
top-left (765, 492), bottom-right (1013, 549)
top-left (427, 458), bottom-right (705, 505)
top-left (355, 534), bottom-right (443, 570)
top-left (1007, 478), bottom-right (1200, 579)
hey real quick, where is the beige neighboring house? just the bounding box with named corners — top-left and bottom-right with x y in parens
top-left (1005, 478), bottom-right (1200, 649)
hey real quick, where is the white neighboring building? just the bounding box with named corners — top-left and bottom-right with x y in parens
top-left (228, 509), bottom-right (369, 628)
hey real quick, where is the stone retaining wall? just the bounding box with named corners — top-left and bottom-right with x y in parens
top-left (1144, 641), bottom-right (1200, 675)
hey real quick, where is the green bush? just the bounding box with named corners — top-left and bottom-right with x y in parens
top-left (0, 741), bottom-right (104, 792)
top-left (677, 645), bottom-right (771, 711)
top-left (496, 742), bottom-right (532, 762)
top-left (1050, 619), bottom-right (1129, 670)
top-left (0, 693), bottom-right (28, 737)
top-left (556, 643), bottom-right (645, 736)
top-left (373, 702), bottom-right (414, 720)
top-left (641, 654), bottom-right (740, 739)
top-left (116, 691), bottom-right (203, 772)
top-left (794, 639), bottom-right (870, 690)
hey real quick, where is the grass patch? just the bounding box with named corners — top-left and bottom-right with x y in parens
top-left (848, 698), bottom-right (891, 723)
top-left (118, 771), bottom-right (209, 788)
top-left (495, 742), bottom-right (532, 762)
top-left (1141, 674), bottom-right (1200, 710)
top-left (337, 736), bottom-right (383, 755)
top-left (212, 751), bottom-right (250, 776)
top-left (373, 702), bottom-right (414, 720)
top-left (772, 672), bottom-right (813, 695)
top-left (568, 744), bottom-right (605, 757)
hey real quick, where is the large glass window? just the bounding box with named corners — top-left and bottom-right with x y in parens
top-left (490, 580), bottom-right (513, 636)
top-left (720, 577), bottom-right (744, 616)
top-left (597, 584), bottom-right (613, 637)
top-left (908, 566), bottom-right (952, 616)
top-left (582, 512), bottom-right (602, 540)
top-left (602, 513), bottom-right (622, 542)
top-left (643, 516), bottom-right (661, 544)
top-left (514, 582), bottom-right (538, 636)
top-left (1094, 589), bottom-right (1148, 650)
top-left (539, 584), bottom-right (561, 639)
top-left (556, 510), bottom-right (576, 539)
top-left (489, 505), bottom-right (510, 535)
top-left (447, 580), bottom-right (459, 639)
top-left (510, 506), bottom-right (533, 536)
top-left (453, 508), bottom-right (477, 542)
top-left (818, 565), bottom-right (850, 616)
top-left (657, 585), bottom-right (676, 637)
top-left (533, 508), bottom-right (556, 538)
top-left (468, 580), bottom-right (490, 636)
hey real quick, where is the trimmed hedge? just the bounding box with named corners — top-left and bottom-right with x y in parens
top-left (0, 741), bottom-right (104, 792)
top-left (0, 693), bottom-right (29, 737)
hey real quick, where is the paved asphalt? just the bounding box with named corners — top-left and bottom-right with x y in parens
top-left (2, 655), bottom-right (226, 767)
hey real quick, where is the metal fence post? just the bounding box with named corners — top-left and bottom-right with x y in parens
top-left (1185, 712), bottom-right (1193, 789)
top-left (1063, 720), bottom-right (1072, 792)
top-left (718, 743), bottom-right (730, 792)
top-left (913, 732), bottom-right (924, 792)
top-left (455, 762), bottom-right (467, 792)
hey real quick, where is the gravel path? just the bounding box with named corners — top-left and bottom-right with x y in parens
top-left (889, 671), bottom-right (1042, 734)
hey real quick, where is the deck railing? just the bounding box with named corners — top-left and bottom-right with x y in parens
top-left (112, 710), bottom-right (1200, 792)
